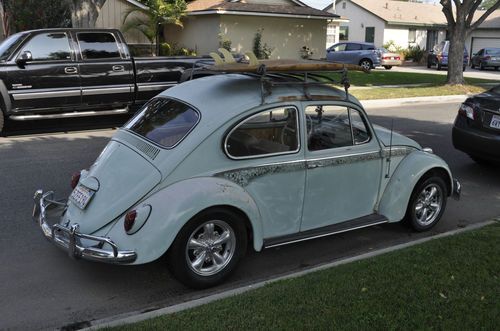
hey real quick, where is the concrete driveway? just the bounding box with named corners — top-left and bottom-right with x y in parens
top-left (380, 65), bottom-right (500, 81)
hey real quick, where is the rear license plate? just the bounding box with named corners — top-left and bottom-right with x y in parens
top-left (490, 115), bottom-right (500, 129)
top-left (70, 184), bottom-right (95, 209)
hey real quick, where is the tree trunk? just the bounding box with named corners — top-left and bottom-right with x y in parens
top-left (446, 17), bottom-right (467, 85)
top-left (69, 0), bottom-right (106, 28)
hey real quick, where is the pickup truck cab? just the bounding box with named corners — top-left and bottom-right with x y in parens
top-left (0, 28), bottom-right (203, 133)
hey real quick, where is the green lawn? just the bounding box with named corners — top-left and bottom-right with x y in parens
top-left (112, 222), bottom-right (500, 331)
top-left (337, 71), bottom-right (494, 87)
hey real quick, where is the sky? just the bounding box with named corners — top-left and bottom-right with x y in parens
top-left (301, 0), bottom-right (439, 10)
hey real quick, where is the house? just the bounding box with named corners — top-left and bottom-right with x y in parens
top-left (466, 10), bottom-right (500, 55)
top-left (325, 0), bottom-right (448, 51)
top-left (163, 0), bottom-right (344, 59)
top-left (95, 0), bottom-right (151, 46)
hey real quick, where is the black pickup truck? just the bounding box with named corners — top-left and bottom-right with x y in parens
top-left (0, 28), bottom-right (207, 133)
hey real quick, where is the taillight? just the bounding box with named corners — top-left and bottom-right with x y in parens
top-left (124, 210), bottom-right (137, 232)
top-left (70, 172), bottom-right (81, 189)
top-left (458, 103), bottom-right (475, 120)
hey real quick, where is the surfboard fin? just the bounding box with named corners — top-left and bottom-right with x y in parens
top-left (245, 52), bottom-right (260, 66)
top-left (218, 48), bottom-right (236, 63)
top-left (209, 52), bottom-right (224, 65)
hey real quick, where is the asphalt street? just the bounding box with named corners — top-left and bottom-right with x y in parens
top-left (1, 101), bottom-right (499, 330)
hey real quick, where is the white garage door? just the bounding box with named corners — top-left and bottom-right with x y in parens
top-left (471, 37), bottom-right (500, 55)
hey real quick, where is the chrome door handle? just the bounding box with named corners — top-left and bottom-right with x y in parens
top-left (64, 67), bottom-right (78, 74)
top-left (112, 65), bottom-right (125, 72)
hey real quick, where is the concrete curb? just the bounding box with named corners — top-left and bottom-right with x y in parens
top-left (82, 218), bottom-right (499, 330)
top-left (361, 94), bottom-right (469, 108)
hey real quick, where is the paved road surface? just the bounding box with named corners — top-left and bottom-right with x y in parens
top-left (1, 102), bottom-right (499, 330)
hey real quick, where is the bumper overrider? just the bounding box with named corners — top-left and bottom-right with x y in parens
top-left (452, 178), bottom-right (461, 200)
top-left (33, 190), bottom-right (137, 264)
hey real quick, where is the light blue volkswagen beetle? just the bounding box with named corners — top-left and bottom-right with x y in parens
top-left (33, 66), bottom-right (460, 288)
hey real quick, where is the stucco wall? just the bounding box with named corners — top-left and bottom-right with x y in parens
top-left (221, 15), bottom-right (327, 59)
top-left (333, 0), bottom-right (385, 47)
top-left (96, 0), bottom-right (150, 44)
top-left (383, 26), bottom-right (435, 49)
top-left (164, 16), bottom-right (220, 55)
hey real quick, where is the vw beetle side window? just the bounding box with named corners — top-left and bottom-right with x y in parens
top-left (306, 105), bottom-right (370, 151)
top-left (125, 97), bottom-right (200, 148)
top-left (225, 106), bottom-right (299, 159)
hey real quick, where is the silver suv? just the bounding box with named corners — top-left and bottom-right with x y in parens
top-left (326, 42), bottom-right (381, 70)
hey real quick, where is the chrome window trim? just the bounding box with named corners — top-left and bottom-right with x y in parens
top-left (349, 107), bottom-right (372, 145)
top-left (224, 105), bottom-right (301, 160)
top-left (123, 96), bottom-right (202, 150)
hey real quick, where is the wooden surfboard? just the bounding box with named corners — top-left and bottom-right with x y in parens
top-left (207, 59), bottom-right (369, 74)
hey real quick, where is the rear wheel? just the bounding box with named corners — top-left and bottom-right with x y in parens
top-left (383, 65), bottom-right (393, 70)
top-left (427, 61), bottom-right (432, 68)
top-left (479, 62), bottom-right (485, 70)
top-left (437, 62), bottom-right (442, 70)
top-left (471, 62), bottom-right (475, 69)
top-left (405, 176), bottom-right (447, 232)
top-left (167, 208), bottom-right (247, 289)
top-left (359, 59), bottom-right (372, 71)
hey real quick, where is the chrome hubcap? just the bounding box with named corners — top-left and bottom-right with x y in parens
top-left (186, 220), bottom-right (235, 276)
top-left (414, 183), bottom-right (443, 226)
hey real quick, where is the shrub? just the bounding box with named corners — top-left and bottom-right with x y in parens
top-left (404, 45), bottom-right (425, 62)
top-left (383, 40), bottom-right (404, 54)
top-left (253, 29), bottom-right (274, 59)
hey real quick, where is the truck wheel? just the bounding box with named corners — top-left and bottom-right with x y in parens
top-left (167, 208), bottom-right (247, 289)
top-left (405, 176), bottom-right (447, 232)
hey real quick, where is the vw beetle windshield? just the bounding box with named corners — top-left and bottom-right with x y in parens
top-left (125, 97), bottom-right (200, 148)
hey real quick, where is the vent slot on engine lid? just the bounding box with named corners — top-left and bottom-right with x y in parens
top-left (118, 134), bottom-right (160, 160)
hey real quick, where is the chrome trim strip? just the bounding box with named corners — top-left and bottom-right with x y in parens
top-left (11, 89), bottom-right (81, 100)
top-left (265, 220), bottom-right (388, 249)
top-left (137, 82), bottom-right (177, 92)
top-left (10, 108), bottom-right (128, 121)
top-left (82, 86), bottom-right (131, 96)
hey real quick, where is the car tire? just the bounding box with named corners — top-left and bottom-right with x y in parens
top-left (437, 62), bottom-right (442, 71)
top-left (479, 62), bottom-right (485, 70)
top-left (427, 61), bottom-right (432, 68)
top-left (469, 154), bottom-right (493, 166)
top-left (359, 59), bottom-right (372, 71)
top-left (463, 65), bottom-right (466, 71)
top-left (167, 208), bottom-right (247, 289)
top-left (383, 65), bottom-right (392, 70)
top-left (0, 109), bottom-right (4, 135)
top-left (404, 176), bottom-right (447, 232)
top-left (495, 67), bottom-right (499, 71)
top-left (471, 62), bottom-right (475, 69)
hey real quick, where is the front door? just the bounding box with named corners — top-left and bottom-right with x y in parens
top-left (74, 31), bottom-right (134, 110)
top-left (300, 103), bottom-right (383, 231)
top-left (8, 31), bottom-right (81, 112)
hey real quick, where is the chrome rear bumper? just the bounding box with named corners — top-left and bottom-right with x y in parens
top-left (33, 190), bottom-right (136, 264)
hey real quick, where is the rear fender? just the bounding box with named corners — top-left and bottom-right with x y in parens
top-left (378, 151), bottom-right (453, 222)
top-left (103, 177), bottom-right (263, 264)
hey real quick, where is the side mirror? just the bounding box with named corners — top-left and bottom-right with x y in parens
top-left (429, 50), bottom-right (434, 54)
top-left (472, 53), bottom-right (477, 56)
top-left (16, 51), bottom-right (33, 67)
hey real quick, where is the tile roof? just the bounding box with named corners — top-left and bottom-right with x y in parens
top-left (187, 0), bottom-right (339, 18)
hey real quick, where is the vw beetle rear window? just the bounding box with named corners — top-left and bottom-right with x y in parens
top-left (125, 98), bottom-right (200, 148)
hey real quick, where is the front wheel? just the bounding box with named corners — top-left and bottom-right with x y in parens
top-left (359, 59), bottom-right (372, 71)
top-left (167, 208), bottom-right (247, 289)
top-left (405, 176), bottom-right (447, 232)
top-left (0, 110), bottom-right (4, 134)
top-left (437, 62), bottom-right (442, 71)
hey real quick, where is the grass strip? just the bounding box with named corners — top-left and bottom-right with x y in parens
top-left (112, 223), bottom-right (500, 331)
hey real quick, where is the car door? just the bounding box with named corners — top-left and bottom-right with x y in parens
top-left (326, 43), bottom-right (346, 62)
top-left (345, 43), bottom-right (362, 64)
top-left (222, 104), bottom-right (306, 239)
top-left (75, 31), bottom-right (134, 110)
top-left (300, 103), bottom-right (383, 231)
top-left (8, 31), bottom-right (81, 112)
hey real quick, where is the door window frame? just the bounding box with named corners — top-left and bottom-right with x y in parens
top-left (16, 31), bottom-right (75, 64)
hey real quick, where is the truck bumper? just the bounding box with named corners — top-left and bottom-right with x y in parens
top-left (33, 190), bottom-right (137, 264)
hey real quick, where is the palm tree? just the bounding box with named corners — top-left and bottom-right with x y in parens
top-left (122, 0), bottom-right (186, 55)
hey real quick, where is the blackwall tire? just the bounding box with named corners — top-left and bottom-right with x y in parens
top-left (359, 59), bottom-right (373, 71)
top-left (167, 208), bottom-right (247, 289)
top-left (0, 110), bottom-right (4, 135)
top-left (405, 176), bottom-right (447, 232)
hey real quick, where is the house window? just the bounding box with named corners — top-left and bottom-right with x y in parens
top-left (365, 27), bottom-right (375, 43)
top-left (408, 29), bottom-right (416, 43)
top-left (342, 1), bottom-right (346, 9)
top-left (327, 23), bottom-right (337, 45)
top-left (339, 26), bottom-right (349, 41)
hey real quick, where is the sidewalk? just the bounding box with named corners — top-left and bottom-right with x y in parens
top-left (360, 94), bottom-right (468, 108)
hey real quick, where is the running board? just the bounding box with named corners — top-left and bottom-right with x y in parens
top-left (9, 108), bottom-right (129, 121)
top-left (264, 214), bottom-right (388, 249)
